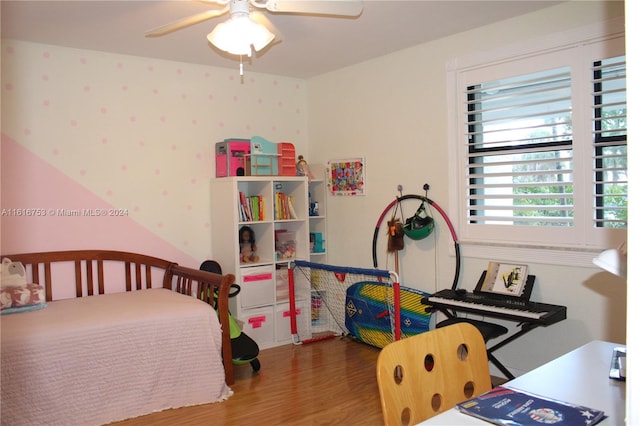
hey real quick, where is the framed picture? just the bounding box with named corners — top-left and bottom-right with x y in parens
top-left (327, 157), bottom-right (365, 196)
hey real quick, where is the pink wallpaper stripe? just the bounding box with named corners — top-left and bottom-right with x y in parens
top-left (1, 133), bottom-right (199, 268)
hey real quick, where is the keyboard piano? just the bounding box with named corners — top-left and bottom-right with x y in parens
top-left (427, 288), bottom-right (567, 379)
top-left (427, 289), bottom-right (566, 326)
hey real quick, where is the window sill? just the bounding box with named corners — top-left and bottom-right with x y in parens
top-left (459, 241), bottom-right (602, 269)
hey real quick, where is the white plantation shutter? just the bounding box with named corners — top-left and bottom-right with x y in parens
top-left (592, 56), bottom-right (627, 229)
top-left (464, 67), bottom-right (574, 227)
top-left (449, 31), bottom-right (626, 257)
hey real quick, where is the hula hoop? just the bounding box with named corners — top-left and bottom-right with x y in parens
top-left (372, 194), bottom-right (461, 291)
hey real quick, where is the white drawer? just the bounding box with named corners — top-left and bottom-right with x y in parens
top-left (239, 265), bottom-right (274, 308)
top-left (239, 306), bottom-right (274, 346)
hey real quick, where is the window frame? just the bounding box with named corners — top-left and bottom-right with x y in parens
top-left (446, 19), bottom-right (626, 267)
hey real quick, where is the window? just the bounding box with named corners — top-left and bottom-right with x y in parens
top-left (593, 57), bottom-right (627, 229)
top-left (466, 67), bottom-right (574, 227)
top-left (448, 29), bottom-right (626, 264)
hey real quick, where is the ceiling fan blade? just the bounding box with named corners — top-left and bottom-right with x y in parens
top-left (145, 7), bottom-right (229, 37)
top-left (264, 0), bottom-right (363, 17)
top-left (200, 0), bottom-right (231, 4)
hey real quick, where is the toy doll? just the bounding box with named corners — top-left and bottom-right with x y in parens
top-left (296, 155), bottom-right (314, 178)
top-left (239, 226), bottom-right (259, 263)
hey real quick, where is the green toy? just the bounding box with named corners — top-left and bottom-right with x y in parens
top-left (200, 260), bottom-right (261, 372)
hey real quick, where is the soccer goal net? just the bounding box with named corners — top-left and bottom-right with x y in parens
top-left (288, 260), bottom-right (432, 347)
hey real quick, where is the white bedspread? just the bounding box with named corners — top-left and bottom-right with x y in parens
top-left (1, 288), bottom-right (231, 425)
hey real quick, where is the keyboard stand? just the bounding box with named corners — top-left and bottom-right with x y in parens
top-left (435, 308), bottom-right (539, 379)
top-left (427, 292), bottom-right (567, 380)
top-left (486, 323), bottom-right (539, 380)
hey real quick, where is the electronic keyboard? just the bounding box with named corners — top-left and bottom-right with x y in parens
top-left (427, 289), bottom-right (567, 325)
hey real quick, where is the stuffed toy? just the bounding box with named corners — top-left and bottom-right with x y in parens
top-left (1, 258), bottom-right (27, 288)
top-left (1, 258), bottom-right (46, 312)
top-left (387, 218), bottom-right (405, 252)
top-left (0, 290), bottom-right (12, 310)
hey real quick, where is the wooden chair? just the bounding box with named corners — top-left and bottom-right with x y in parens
top-left (376, 322), bottom-right (492, 426)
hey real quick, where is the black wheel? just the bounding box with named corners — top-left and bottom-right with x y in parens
top-left (250, 358), bottom-right (261, 372)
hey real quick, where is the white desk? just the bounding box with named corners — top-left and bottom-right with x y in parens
top-left (418, 340), bottom-right (626, 425)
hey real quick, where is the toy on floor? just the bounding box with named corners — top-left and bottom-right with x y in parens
top-left (200, 260), bottom-right (261, 372)
top-left (345, 281), bottom-right (432, 349)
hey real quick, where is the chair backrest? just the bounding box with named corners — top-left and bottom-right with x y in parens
top-left (376, 322), bottom-right (491, 426)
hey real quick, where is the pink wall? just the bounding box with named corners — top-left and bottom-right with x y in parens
top-left (1, 134), bottom-right (198, 268)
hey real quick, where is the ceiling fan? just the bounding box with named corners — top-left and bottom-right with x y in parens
top-left (146, 0), bottom-right (364, 59)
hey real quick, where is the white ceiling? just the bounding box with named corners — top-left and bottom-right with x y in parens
top-left (1, 1), bottom-right (564, 79)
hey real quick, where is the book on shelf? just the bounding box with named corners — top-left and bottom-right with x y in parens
top-left (274, 192), bottom-right (282, 219)
top-left (238, 191), bottom-right (248, 221)
top-left (275, 192), bottom-right (297, 220)
top-left (251, 195), bottom-right (264, 221)
top-left (480, 261), bottom-right (529, 298)
top-left (238, 192), bottom-right (264, 222)
top-left (251, 196), bottom-right (257, 221)
top-left (258, 196), bottom-right (265, 221)
top-left (287, 195), bottom-right (297, 219)
top-left (457, 386), bottom-right (605, 426)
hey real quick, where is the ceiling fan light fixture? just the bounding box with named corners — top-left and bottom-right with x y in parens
top-left (207, 14), bottom-right (275, 56)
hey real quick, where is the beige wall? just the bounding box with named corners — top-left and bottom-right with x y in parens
top-left (307, 1), bottom-right (626, 376)
top-left (1, 41), bottom-right (308, 266)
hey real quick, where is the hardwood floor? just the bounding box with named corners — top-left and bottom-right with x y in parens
top-left (112, 336), bottom-right (507, 425)
top-left (112, 336), bottom-right (384, 425)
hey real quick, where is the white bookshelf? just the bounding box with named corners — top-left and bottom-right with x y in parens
top-left (211, 176), bottom-right (312, 349)
top-left (308, 165), bottom-right (328, 264)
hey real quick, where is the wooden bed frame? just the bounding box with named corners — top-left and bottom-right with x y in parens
top-left (2, 249), bottom-right (236, 385)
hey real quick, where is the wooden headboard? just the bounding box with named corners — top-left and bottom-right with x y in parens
top-left (2, 249), bottom-right (236, 385)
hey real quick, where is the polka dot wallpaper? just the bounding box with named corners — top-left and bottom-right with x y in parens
top-left (1, 40), bottom-right (309, 265)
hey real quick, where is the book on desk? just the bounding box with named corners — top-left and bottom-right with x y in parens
top-left (457, 386), bottom-right (605, 426)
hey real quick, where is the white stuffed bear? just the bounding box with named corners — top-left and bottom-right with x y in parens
top-left (1, 258), bottom-right (27, 288)
top-left (1, 258), bottom-right (46, 313)
top-left (0, 290), bottom-right (12, 310)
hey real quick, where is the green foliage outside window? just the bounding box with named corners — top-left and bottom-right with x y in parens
top-left (511, 109), bottom-right (626, 227)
